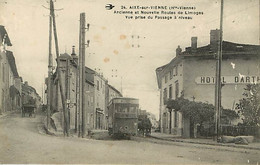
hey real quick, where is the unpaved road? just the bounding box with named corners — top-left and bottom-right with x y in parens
top-left (0, 112), bottom-right (259, 164)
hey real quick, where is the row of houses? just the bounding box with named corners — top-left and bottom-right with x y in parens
top-left (47, 47), bottom-right (123, 131)
top-left (156, 29), bottom-right (260, 138)
top-left (0, 25), bottom-right (41, 115)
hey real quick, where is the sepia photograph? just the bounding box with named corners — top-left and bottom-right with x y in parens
top-left (0, 0), bottom-right (259, 164)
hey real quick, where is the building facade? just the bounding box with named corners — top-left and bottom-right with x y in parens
top-left (50, 52), bottom-right (78, 129)
top-left (84, 68), bottom-right (95, 130)
top-left (48, 48), bottom-right (122, 132)
top-left (0, 25), bottom-right (22, 114)
top-left (93, 72), bottom-right (107, 129)
top-left (156, 29), bottom-right (260, 138)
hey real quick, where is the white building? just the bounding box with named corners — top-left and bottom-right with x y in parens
top-left (156, 29), bottom-right (260, 138)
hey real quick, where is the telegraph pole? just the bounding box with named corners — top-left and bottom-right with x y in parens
top-left (50, 0), bottom-right (69, 136)
top-left (121, 76), bottom-right (123, 96)
top-left (258, 0), bottom-right (260, 76)
top-left (77, 13), bottom-right (89, 137)
top-left (47, 1), bottom-right (53, 130)
top-left (66, 58), bottom-right (71, 129)
top-left (78, 13), bottom-right (83, 137)
top-left (215, 0), bottom-right (224, 140)
top-left (75, 47), bottom-right (79, 133)
top-left (81, 13), bottom-right (86, 137)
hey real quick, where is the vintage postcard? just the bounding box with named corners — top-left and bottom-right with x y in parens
top-left (0, 0), bottom-right (259, 164)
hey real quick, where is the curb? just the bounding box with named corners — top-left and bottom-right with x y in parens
top-left (149, 135), bottom-right (260, 151)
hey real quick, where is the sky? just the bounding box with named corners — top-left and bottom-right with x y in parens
top-left (0, 0), bottom-right (259, 119)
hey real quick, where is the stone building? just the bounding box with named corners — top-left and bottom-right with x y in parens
top-left (156, 29), bottom-right (260, 138)
top-left (48, 48), bottom-right (122, 131)
top-left (84, 67), bottom-right (95, 130)
top-left (0, 25), bottom-right (22, 114)
top-left (93, 72), bottom-right (107, 129)
top-left (50, 52), bottom-right (78, 129)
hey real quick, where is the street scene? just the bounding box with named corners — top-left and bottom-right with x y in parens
top-left (0, 112), bottom-right (260, 164)
top-left (0, 0), bottom-right (260, 164)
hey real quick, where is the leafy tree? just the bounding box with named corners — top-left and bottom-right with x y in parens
top-left (167, 98), bottom-right (238, 126)
top-left (238, 84), bottom-right (260, 126)
top-left (221, 108), bottom-right (239, 124)
top-left (179, 100), bottom-right (215, 125)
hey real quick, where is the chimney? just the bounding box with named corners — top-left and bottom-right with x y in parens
top-left (71, 45), bottom-right (76, 56)
top-left (210, 29), bottom-right (220, 52)
top-left (71, 45), bottom-right (78, 61)
top-left (176, 45), bottom-right (182, 57)
top-left (191, 37), bottom-right (197, 53)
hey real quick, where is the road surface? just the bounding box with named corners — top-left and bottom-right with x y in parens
top-left (0, 112), bottom-right (259, 164)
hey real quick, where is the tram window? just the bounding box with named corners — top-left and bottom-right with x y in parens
top-left (115, 104), bottom-right (119, 112)
top-left (122, 107), bottom-right (127, 113)
top-left (129, 106), bottom-right (135, 113)
top-left (118, 108), bottom-right (122, 113)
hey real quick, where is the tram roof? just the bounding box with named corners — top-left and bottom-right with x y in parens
top-left (109, 97), bottom-right (139, 105)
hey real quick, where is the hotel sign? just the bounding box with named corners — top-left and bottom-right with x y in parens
top-left (195, 76), bottom-right (260, 84)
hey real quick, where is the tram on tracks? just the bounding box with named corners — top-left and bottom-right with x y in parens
top-left (108, 97), bottom-right (139, 138)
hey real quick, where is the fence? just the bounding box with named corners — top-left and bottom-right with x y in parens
top-left (198, 125), bottom-right (260, 138)
top-left (221, 126), bottom-right (260, 138)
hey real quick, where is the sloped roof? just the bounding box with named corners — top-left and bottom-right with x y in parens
top-left (108, 84), bottom-right (122, 97)
top-left (222, 41), bottom-right (260, 53)
top-left (0, 25), bottom-right (12, 46)
top-left (155, 64), bottom-right (168, 89)
top-left (155, 40), bottom-right (260, 89)
top-left (182, 41), bottom-right (260, 55)
top-left (59, 53), bottom-right (72, 59)
top-left (6, 50), bottom-right (19, 77)
top-left (85, 67), bottom-right (95, 85)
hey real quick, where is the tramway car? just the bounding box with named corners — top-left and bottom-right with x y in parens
top-left (108, 97), bottom-right (139, 138)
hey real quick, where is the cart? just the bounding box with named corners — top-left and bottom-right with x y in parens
top-left (22, 104), bottom-right (36, 117)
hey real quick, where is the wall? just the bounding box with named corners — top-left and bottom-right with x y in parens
top-left (84, 82), bottom-right (94, 130)
top-left (183, 56), bottom-right (259, 112)
top-left (158, 53), bottom-right (259, 137)
top-left (52, 56), bottom-right (78, 129)
top-left (93, 74), bottom-right (106, 129)
top-left (159, 60), bottom-right (184, 135)
top-left (67, 62), bottom-right (77, 129)
top-left (0, 46), bottom-right (11, 113)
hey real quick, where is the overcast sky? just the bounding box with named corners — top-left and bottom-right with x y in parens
top-left (0, 0), bottom-right (259, 119)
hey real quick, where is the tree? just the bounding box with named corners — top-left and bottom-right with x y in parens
top-left (238, 84), bottom-right (260, 126)
top-left (167, 98), bottom-right (238, 126)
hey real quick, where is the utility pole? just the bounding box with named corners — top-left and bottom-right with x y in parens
top-left (121, 76), bottom-right (123, 95)
top-left (81, 13), bottom-right (86, 138)
top-left (66, 58), bottom-right (71, 129)
top-left (50, 0), bottom-right (69, 136)
top-left (258, 0), bottom-right (260, 76)
top-left (75, 47), bottom-right (79, 133)
top-left (78, 13), bottom-right (83, 137)
top-left (77, 13), bottom-right (89, 137)
top-left (47, 1), bottom-right (53, 130)
top-left (215, 0), bottom-right (224, 140)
